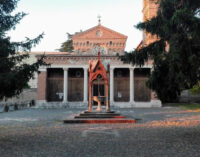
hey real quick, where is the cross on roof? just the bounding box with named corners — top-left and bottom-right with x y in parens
top-left (97, 15), bottom-right (101, 25)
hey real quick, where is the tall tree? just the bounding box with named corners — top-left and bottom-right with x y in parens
top-left (121, 0), bottom-right (200, 103)
top-left (58, 33), bottom-right (74, 52)
top-left (0, 0), bottom-right (46, 100)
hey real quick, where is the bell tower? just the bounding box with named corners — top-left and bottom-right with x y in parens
top-left (142, 0), bottom-right (159, 46)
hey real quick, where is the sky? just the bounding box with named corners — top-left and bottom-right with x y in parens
top-left (8, 0), bottom-right (143, 52)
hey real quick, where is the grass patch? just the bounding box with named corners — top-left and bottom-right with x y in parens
top-left (172, 103), bottom-right (200, 110)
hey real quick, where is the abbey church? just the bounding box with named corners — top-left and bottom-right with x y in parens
top-left (36, 0), bottom-right (161, 108)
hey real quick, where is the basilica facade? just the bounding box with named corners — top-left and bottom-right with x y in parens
top-left (36, 0), bottom-right (161, 108)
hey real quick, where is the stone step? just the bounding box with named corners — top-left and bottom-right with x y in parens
top-left (74, 115), bottom-right (125, 119)
top-left (76, 111), bottom-right (126, 119)
top-left (79, 113), bottom-right (121, 116)
top-left (63, 119), bottom-right (136, 124)
top-left (63, 110), bottom-right (136, 124)
top-left (84, 111), bottom-right (115, 114)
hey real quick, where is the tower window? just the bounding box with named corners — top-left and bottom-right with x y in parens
top-left (110, 41), bottom-right (112, 45)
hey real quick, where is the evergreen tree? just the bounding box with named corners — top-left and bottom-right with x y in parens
top-left (0, 0), bottom-right (46, 100)
top-left (58, 33), bottom-right (74, 52)
top-left (121, 0), bottom-right (200, 103)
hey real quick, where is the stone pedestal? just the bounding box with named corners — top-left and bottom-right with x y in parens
top-left (63, 111), bottom-right (136, 124)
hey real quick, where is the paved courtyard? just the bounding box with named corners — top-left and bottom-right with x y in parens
top-left (0, 107), bottom-right (200, 157)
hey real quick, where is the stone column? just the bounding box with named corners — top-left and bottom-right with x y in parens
top-left (110, 67), bottom-right (114, 105)
top-left (83, 67), bottom-right (88, 103)
top-left (63, 68), bottom-right (68, 103)
top-left (105, 81), bottom-right (110, 111)
top-left (130, 67), bottom-right (134, 103)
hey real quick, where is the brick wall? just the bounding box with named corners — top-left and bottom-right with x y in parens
top-left (37, 71), bottom-right (47, 101)
top-left (143, 0), bottom-right (159, 45)
top-left (72, 24), bottom-right (127, 54)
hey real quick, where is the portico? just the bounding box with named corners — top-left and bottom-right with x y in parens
top-left (37, 60), bottom-right (160, 108)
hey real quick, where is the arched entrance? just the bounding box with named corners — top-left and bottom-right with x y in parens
top-left (92, 75), bottom-right (105, 106)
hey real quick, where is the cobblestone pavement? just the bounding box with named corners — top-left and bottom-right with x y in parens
top-left (0, 107), bottom-right (200, 157)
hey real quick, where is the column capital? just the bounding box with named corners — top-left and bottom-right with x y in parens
top-left (39, 67), bottom-right (47, 72)
top-left (129, 67), bottom-right (134, 70)
top-left (83, 67), bottom-right (88, 70)
top-left (110, 67), bottom-right (114, 71)
top-left (63, 68), bottom-right (68, 71)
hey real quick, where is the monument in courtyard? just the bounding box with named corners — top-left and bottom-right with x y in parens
top-left (63, 49), bottom-right (136, 123)
top-left (88, 50), bottom-right (110, 112)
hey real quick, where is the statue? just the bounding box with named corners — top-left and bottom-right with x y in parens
top-left (93, 96), bottom-right (101, 111)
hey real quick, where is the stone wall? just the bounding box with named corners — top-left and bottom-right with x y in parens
top-left (0, 88), bottom-right (37, 105)
top-left (179, 90), bottom-right (200, 103)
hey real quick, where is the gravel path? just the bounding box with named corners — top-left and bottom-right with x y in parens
top-left (0, 107), bottom-right (200, 157)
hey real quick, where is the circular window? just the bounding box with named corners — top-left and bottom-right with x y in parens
top-left (75, 71), bottom-right (81, 78)
top-left (96, 30), bottom-right (102, 37)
